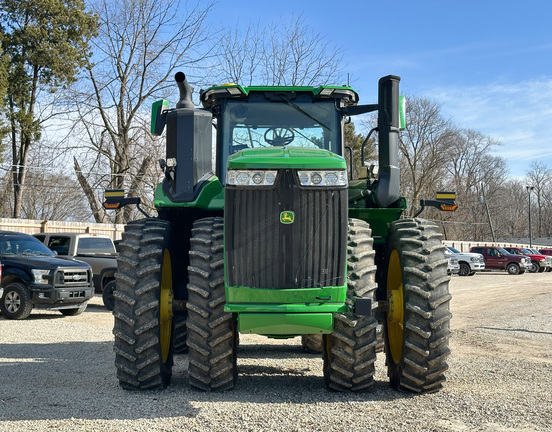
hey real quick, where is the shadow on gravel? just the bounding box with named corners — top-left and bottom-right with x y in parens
top-left (85, 303), bottom-right (112, 313)
top-left (237, 341), bottom-right (313, 359)
top-left (0, 340), bottom-right (199, 422)
top-left (0, 338), bottom-right (414, 422)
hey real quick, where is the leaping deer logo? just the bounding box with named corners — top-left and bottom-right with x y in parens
top-left (280, 211), bottom-right (295, 224)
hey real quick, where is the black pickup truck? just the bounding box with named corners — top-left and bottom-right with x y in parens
top-left (34, 232), bottom-right (117, 310)
top-left (0, 231), bottom-right (94, 320)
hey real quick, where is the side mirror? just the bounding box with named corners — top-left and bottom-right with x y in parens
top-left (151, 99), bottom-right (169, 136)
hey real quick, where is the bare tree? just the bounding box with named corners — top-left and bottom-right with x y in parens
top-left (398, 96), bottom-right (452, 216)
top-left (20, 171), bottom-right (91, 220)
top-left (525, 161), bottom-right (552, 237)
top-left (69, 0), bottom-right (214, 223)
top-left (0, 141), bottom-right (92, 220)
top-left (216, 14), bottom-right (345, 86)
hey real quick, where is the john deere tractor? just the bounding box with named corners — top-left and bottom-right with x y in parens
top-left (112, 71), bottom-right (451, 393)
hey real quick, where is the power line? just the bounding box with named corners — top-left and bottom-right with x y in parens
top-left (0, 163), bottom-right (150, 179)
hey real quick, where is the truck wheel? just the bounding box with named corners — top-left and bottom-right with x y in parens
top-left (323, 218), bottom-right (378, 392)
top-left (113, 218), bottom-right (175, 390)
top-left (301, 334), bottom-right (323, 353)
top-left (507, 263), bottom-right (520, 275)
top-left (102, 280), bottom-right (116, 311)
top-left (60, 302), bottom-right (88, 316)
top-left (187, 217), bottom-right (237, 391)
top-left (0, 282), bottom-right (33, 320)
top-left (458, 262), bottom-right (471, 276)
top-left (384, 218), bottom-right (451, 393)
top-left (529, 261), bottom-right (539, 273)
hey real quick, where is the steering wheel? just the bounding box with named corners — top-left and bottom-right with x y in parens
top-left (264, 128), bottom-right (295, 146)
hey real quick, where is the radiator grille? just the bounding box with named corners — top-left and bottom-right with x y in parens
top-left (225, 170), bottom-right (347, 289)
top-left (55, 268), bottom-right (91, 287)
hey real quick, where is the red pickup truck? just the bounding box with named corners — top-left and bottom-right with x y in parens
top-left (503, 247), bottom-right (550, 273)
top-left (470, 246), bottom-right (532, 275)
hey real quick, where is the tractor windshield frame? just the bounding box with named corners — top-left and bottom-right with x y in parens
top-left (216, 95), bottom-right (343, 184)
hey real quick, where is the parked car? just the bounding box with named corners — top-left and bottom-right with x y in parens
top-left (469, 246), bottom-right (531, 275)
top-left (502, 247), bottom-right (549, 273)
top-left (538, 248), bottom-right (552, 256)
top-left (528, 248), bottom-right (552, 271)
top-left (0, 231), bottom-right (94, 320)
top-left (445, 246), bottom-right (485, 276)
top-left (33, 233), bottom-right (117, 310)
top-left (446, 255), bottom-right (460, 275)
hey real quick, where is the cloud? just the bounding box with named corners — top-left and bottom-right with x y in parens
top-left (422, 77), bottom-right (552, 177)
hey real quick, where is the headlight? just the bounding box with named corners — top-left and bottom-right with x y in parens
top-left (227, 169), bottom-right (278, 186)
top-left (297, 170), bottom-right (347, 187)
top-left (32, 269), bottom-right (50, 283)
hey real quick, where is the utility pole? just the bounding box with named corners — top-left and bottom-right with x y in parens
top-left (479, 183), bottom-right (496, 242)
top-left (527, 185), bottom-right (534, 247)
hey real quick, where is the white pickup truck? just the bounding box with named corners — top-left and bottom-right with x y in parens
top-left (33, 233), bottom-right (117, 309)
top-left (445, 246), bottom-right (485, 276)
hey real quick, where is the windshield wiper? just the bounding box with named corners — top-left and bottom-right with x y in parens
top-left (277, 95), bottom-right (332, 131)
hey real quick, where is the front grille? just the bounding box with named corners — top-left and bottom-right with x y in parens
top-left (55, 268), bottom-right (91, 287)
top-left (225, 170), bottom-right (347, 289)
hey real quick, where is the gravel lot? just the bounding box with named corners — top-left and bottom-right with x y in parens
top-left (1, 272), bottom-right (551, 432)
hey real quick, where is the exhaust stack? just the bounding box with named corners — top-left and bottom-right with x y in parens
top-left (374, 75), bottom-right (401, 207)
top-left (175, 72), bottom-right (194, 109)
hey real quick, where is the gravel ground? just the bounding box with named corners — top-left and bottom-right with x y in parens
top-left (0, 272), bottom-right (551, 432)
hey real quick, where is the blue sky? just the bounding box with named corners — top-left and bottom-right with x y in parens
top-left (211, 0), bottom-right (552, 178)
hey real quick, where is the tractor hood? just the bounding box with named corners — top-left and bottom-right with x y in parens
top-left (227, 147), bottom-right (347, 170)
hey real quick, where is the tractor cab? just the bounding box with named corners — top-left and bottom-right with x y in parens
top-left (200, 83), bottom-right (359, 184)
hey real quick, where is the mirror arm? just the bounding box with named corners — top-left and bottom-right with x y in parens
top-left (342, 104), bottom-right (378, 116)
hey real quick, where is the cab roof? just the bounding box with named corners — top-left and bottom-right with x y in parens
top-left (200, 83), bottom-right (359, 109)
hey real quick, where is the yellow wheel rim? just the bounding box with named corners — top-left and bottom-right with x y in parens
top-left (387, 249), bottom-right (404, 364)
top-left (160, 249), bottom-right (173, 363)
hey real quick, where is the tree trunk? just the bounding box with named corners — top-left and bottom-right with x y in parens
top-left (74, 157), bottom-right (105, 223)
top-left (123, 156), bottom-right (153, 223)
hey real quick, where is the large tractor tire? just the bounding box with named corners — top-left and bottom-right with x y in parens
top-left (173, 313), bottom-right (188, 354)
top-left (323, 218), bottom-right (378, 392)
top-left (384, 218), bottom-right (451, 393)
top-left (187, 217), bottom-right (237, 391)
top-left (113, 218), bottom-right (175, 390)
top-left (301, 334), bottom-right (323, 353)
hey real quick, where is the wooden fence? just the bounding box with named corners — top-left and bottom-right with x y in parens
top-left (0, 217), bottom-right (544, 249)
top-left (0, 218), bottom-right (125, 240)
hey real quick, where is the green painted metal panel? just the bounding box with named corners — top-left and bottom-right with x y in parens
top-left (238, 312), bottom-right (334, 335)
top-left (154, 177), bottom-right (225, 209)
top-left (225, 285), bottom-right (346, 304)
top-left (224, 303), bottom-right (347, 313)
top-left (227, 147), bottom-right (347, 170)
top-left (348, 198), bottom-right (406, 243)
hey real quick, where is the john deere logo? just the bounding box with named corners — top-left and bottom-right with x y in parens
top-left (280, 211), bottom-right (295, 224)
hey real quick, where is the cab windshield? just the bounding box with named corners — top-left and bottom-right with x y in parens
top-left (0, 234), bottom-right (55, 256)
top-left (219, 99), bottom-right (341, 182)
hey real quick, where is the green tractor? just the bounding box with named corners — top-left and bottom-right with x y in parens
top-left (112, 71), bottom-right (451, 393)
